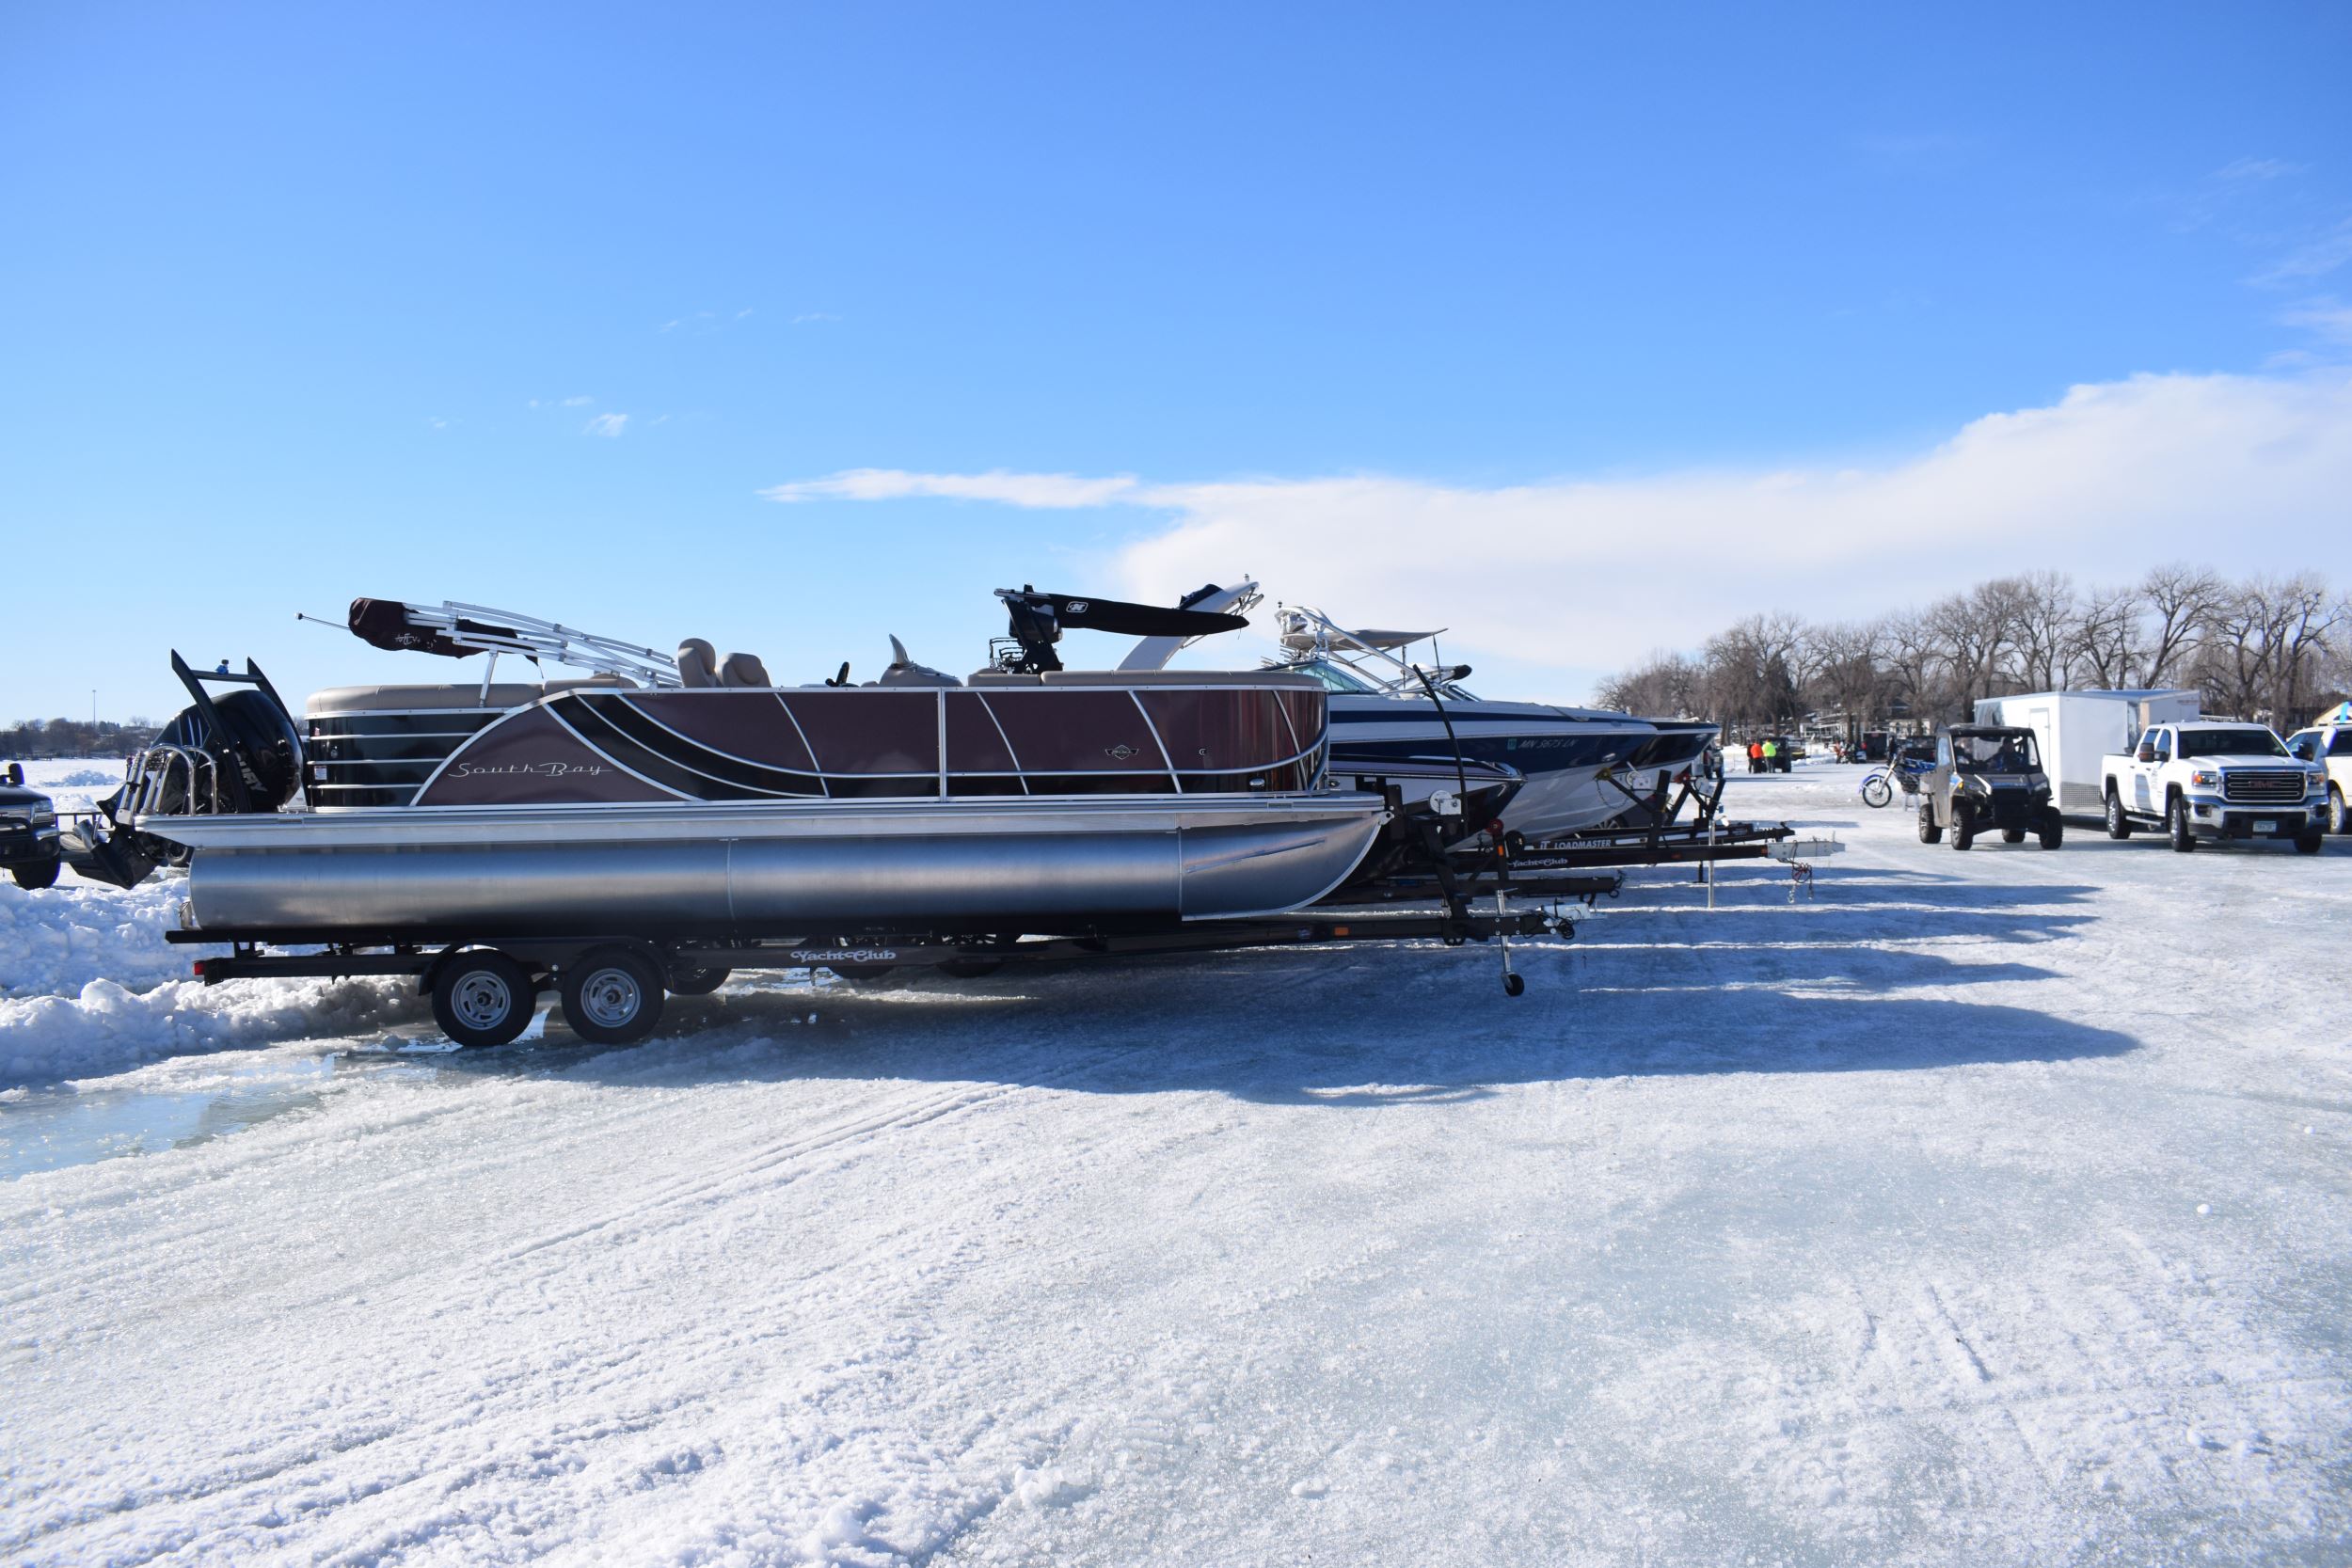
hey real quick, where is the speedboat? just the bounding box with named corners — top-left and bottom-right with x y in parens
top-left (1120, 585), bottom-right (1716, 841)
top-left (103, 592), bottom-right (1390, 938)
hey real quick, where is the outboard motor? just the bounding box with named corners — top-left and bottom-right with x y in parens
top-left (66, 656), bottom-right (304, 888)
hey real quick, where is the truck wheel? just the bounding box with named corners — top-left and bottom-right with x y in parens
top-left (2330, 785), bottom-right (2347, 836)
top-left (10, 859), bottom-right (61, 889)
top-left (431, 951), bottom-right (537, 1048)
top-left (561, 947), bottom-right (666, 1045)
top-left (2294, 829), bottom-right (2325, 855)
top-left (1916, 802), bottom-right (1942, 844)
top-left (2166, 794), bottom-right (2196, 853)
top-left (666, 963), bottom-right (731, 996)
top-left (2105, 789), bottom-right (2133, 840)
top-left (2000, 828), bottom-right (2026, 844)
top-left (2039, 812), bottom-right (2064, 850)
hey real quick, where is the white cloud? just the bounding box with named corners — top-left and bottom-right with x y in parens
top-left (2281, 296), bottom-right (2352, 347)
top-left (792, 310), bottom-right (842, 325)
top-left (759, 372), bottom-right (2352, 696)
top-left (561, 395), bottom-right (595, 407)
top-left (2214, 157), bottom-right (2305, 182)
top-left (584, 413), bottom-right (628, 438)
top-left (2250, 219), bottom-right (2352, 286)
top-left (762, 467), bottom-right (1140, 508)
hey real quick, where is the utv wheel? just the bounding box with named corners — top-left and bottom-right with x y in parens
top-left (2039, 813), bottom-right (2064, 850)
top-left (561, 947), bottom-right (665, 1045)
top-left (2000, 828), bottom-right (2026, 844)
top-left (10, 859), bottom-right (60, 889)
top-left (2330, 785), bottom-right (2348, 836)
top-left (666, 963), bottom-right (731, 996)
top-left (2105, 789), bottom-right (2133, 840)
top-left (2166, 794), bottom-right (2197, 853)
top-left (431, 951), bottom-right (536, 1048)
top-left (2294, 829), bottom-right (2325, 855)
top-left (1949, 804), bottom-right (1974, 851)
top-left (1917, 803), bottom-right (1942, 844)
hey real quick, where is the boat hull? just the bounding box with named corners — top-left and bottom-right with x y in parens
top-left (151, 796), bottom-right (1389, 937)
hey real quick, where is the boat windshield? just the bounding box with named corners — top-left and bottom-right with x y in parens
top-left (2177, 727), bottom-right (2288, 759)
top-left (1294, 659), bottom-right (1381, 694)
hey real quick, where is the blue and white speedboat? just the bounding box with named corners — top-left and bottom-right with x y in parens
top-left (1120, 587), bottom-right (1716, 840)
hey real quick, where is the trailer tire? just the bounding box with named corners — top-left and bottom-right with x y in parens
top-left (2105, 788), bottom-right (2133, 839)
top-left (2167, 793), bottom-right (2197, 853)
top-left (666, 964), bottom-right (731, 996)
top-left (431, 951), bottom-right (536, 1049)
top-left (561, 947), bottom-right (665, 1045)
top-left (10, 859), bottom-right (60, 889)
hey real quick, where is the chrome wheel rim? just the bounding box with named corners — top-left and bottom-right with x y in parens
top-left (578, 967), bottom-right (642, 1030)
top-left (452, 971), bottom-right (514, 1032)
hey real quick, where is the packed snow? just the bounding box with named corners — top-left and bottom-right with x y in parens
top-left (2, 761), bottom-right (2347, 1565)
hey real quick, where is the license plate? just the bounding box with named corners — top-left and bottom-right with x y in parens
top-left (2258, 821), bottom-right (2281, 834)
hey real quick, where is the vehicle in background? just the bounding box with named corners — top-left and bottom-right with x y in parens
top-left (1974, 689), bottom-right (2201, 816)
top-left (1915, 726), bottom-right (2063, 850)
top-left (2101, 722), bottom-right (2327, 853)
top-left (0, 762), bottom-right (64, 888)
top-left (1859, 740), bottom-right (1936, 807)
top-left (2283, 705), bottom-right (2352, 834)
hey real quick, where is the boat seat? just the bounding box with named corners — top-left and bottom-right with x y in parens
top-left (720, 652), bottom-right (772, 689)
top-left (677, 640), bottom-right (720, 689)
top-left (307, 676), bottom-right (636, 716)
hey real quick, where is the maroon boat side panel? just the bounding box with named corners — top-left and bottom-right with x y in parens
top-left (781, 689), bottom-right (939, 775)
top-left (414, 706), bottom-right (675, 806)
top-left (982, 689), bottom-right (1165, 774)
top-left (622, 691), bottom-right (820, 772)
top-left (1135, 689), bottom-right (1298, 772)
top-left (1277, 689), bottom-right (1326, 753)
top-left (945, 691), bottom-right (1019, 773)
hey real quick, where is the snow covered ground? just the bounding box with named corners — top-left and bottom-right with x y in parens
top-left (3, 759), bottom-right (2347, 1565)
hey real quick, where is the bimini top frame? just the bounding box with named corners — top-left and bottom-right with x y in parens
top-left (342, 598), bottom-right (683, 689)
top-left (1271, 603), bottom-right (1470, 699)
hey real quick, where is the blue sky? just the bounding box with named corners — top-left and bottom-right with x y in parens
top-left (4, 2), bottom-right (2348, 721)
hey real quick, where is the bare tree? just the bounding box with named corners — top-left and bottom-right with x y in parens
top-left (2069, 582), bottom-right (2144, 688)
top-left (2140, 563), bottom-right (2222, 687)
top-left (2006, 570), bottom-right (2078, 691)
top-left (1593, 651), bottom-right (1705, 717)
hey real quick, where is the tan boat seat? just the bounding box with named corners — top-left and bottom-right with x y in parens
top-left (720, 652), bottom-right (772, 688)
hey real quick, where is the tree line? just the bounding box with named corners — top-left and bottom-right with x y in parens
top-left (0, 717), bottom-right (162, 760)
top-left (1594, 566), bottom-right (2350, 735)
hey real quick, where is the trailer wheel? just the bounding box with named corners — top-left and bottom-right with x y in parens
top-left (2167, 793), bottom-right (2197, 853)
top-left (2105, 788), bottom-right (2133, 840)
top-left (561, 947), bottom-right (665, 1045)
top-left (10, 859), bottom-right (60, 889)
top-left (1502, 972), bottom-right (1526, 997)
top-left (431, 951), bottom-right (536, 1049)
top-left (667, 964), bottom-right (731, 996)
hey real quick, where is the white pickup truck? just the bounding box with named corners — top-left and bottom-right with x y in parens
top-left (2283, 721), bottom-right (2352, 835)
top-left (2101, 721), bottom-right (2328, 853)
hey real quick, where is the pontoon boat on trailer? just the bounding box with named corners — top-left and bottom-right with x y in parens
top-left (122, 592), bottom-right (1385, 945)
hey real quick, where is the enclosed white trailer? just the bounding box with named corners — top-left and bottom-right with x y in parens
top-left (1973, 689), bottom-right (2201, 814)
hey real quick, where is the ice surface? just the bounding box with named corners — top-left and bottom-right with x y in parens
top-left (2, 763), bottom-right (2347, 1565)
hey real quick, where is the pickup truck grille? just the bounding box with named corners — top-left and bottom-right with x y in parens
top-left (2224, 769), bottom-right (2305, 804)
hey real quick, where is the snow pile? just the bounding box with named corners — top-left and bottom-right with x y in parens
top-left (0, 879), bottom-right (193, 1000)
top-left (0, 974), bottom-right (419, 1086)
